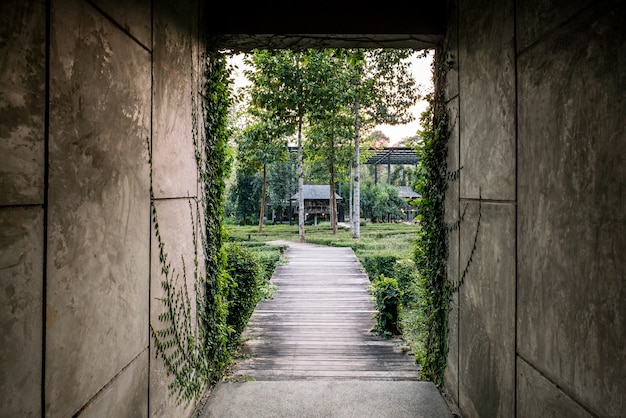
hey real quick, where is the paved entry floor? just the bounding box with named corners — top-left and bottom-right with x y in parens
top-left (199, 241), bottom-right (453, 417)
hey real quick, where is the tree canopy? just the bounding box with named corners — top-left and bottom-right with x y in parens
top-left (230, 48), bottom-right (420, 233)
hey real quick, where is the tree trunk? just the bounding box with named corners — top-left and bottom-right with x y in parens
top-left (330, 146), bottom-right (338, 235)
top-left (258, 164), bottom-right (267, 233)
top-left (297, 115), bottom-right (305, 243)
top-left (349, 162), bottom-right (353, 225)
top-left (353, 95), bottom-right (361, 239)
top-left (329, 135), bottom-right (338, 234)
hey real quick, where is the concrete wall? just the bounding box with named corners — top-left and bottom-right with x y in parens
top-left (0, 0), bottom-right (204, 416)
top-left (444, 0), bottom-right (626, 416)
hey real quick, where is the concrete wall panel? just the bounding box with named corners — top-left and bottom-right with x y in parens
top-left (458, 0), bottom-right (515, 201)
top-left (46, 0), bottom-right (151, 416)
top-left (149, 198), bottom-right (198, 417)
top-left (459, 202), bottom-right (515, 418)
top-left (444, 97), bottom-right (460, 402)
top-left (91, 0), bottom-right (152, 50)
top-left (0, 0), bottom-right (45, 206)
top-left (516, 0), bottom-right (593, 52)
top-left (79, 350), bottom-right (149, 418)
top-left (517, 4), bottom-right (626, 416)
top-left (443, 0), bottom-right (459, 102)
top-left (152, 0), bottom-right (198, 199)
top-left (0, 207), bottom-right (43, 417)
top-left (517, 359), bottom-right (592, 418)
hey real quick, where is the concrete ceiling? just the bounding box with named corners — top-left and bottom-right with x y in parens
top-left (206, 3), bottom-right (446, 51)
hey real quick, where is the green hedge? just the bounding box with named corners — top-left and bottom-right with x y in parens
top-left (224, 242), bottom-right (264, 347)
top-left (359, 254), bottom-right (400, 281)
top-left (368, 275), bottom-right (401, 338)
top-left (224, 242), bottom-right (283, 348)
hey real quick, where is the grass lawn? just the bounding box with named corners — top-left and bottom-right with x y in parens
top-left (225, 221), bottom-right (419, 262)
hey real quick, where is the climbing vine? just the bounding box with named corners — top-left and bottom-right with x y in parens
top-left (149, 45), bottom-right (233, 403)
top-left (412, 46), bottom-right (453, 386)
top-left (413, 46), bottom-right (482, 387)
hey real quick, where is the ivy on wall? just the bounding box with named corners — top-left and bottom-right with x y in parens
top-left (413, 45), bottom-right (453, 387)
top-left (150, 45), bottom-right (234, 403)
top-left (413, 45), bottom-right (481, 387)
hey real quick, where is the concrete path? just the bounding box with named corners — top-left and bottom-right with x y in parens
top-left (198, 241), bottom-right (453, 417)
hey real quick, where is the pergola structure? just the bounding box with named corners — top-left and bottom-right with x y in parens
top-left (364, 147), bottom-right (419, 184)
top-left (364, 146), bottom-right (418, 163)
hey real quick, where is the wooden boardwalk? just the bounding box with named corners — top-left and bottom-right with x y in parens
top-left (227, 241), bottom-right (421, 381)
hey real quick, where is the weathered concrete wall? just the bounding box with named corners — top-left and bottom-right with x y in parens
top-left (46, 1), bottom-right (151, 415)
top-left (0, 1), bottom-right (46, 417)
top-left (446, 0), bottom-right (626, 416)
top-left (516, 1), bottom-right (625, 416)
top-left (0, 0), bottom-right (203, 416)
top-left (445, 1), bottom-right (518, 416)
top-left (442, 0), bottom-right (460, 404)
top-left (149, 0), bottom-right (201, 415)
top-left (0, 208), bottom-right (44, 417)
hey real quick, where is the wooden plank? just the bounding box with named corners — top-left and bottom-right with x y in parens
top-left (226, 241), bottom-right (421, 382)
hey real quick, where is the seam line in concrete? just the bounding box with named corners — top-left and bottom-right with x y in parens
top-left (445, 94), bottom-right (459, 105)
top-left (455, 1), bottom-right (461, 402)
top-left (0, 203), bottom-right (44, 209)
top-left (455, 0), bottom-right (462, 402)
top-left (85, 0), bottom-right (152, 53)
top-left (152, 195), bottom-right (199, 202)
top-left (42, 0), bottom-right (51, 414)
top-left (516, 355), bottom-right (600, 417)
top-left (513, 1), bottom-right (519, 416)
top-left (147, 0), bottom-right (154, 414)
top-left (515, 0), bottom-right (607, 58)
top-left (72, 347), bottom-right (149, 417)
top-left (459, 198), bottom-right (516, 205)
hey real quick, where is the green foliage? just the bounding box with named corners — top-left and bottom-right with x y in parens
top-left (363, 49), bottom-right (418, 126)
top-left (149, 201), bottom-right (210, 402)
top-left (195, 48), bottom-right (233, 388)
top-left (237, 121), bottom-right (288, 172)
top-left (411, 46), bottom-right (454, 387)
top-left (228, 169), bottom-right (263, 224)
top-left (360, 254), bottom-right (399, 281)
top-left (393, 258), bottom-right (418, 307)
top-left (224, 242), bottom-right (265, 347)
top-left (368, 275), bottom-right (402, 338)
top-left (150, 48), bottom-right (234, 404)
top-left (360, 182), bottom-right (405, 222)
top-left (266, 155), bottom-right (297, 221)
top-left (255, 249), bottom-right (283, 281)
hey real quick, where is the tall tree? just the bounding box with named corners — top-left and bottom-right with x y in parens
top-left (236, 120), bottom-right (287, 232)
top-left (305, 50), bottom-right (354, 234)
top-left (267, 154), bottom-right (297, 223)
top-left (229, 168), bottom-right (263, 225)
top-left (345, 49), bottom-right (418, 238)
top-left (245, 50), bottom-right (316, 242)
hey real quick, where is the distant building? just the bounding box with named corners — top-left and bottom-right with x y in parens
top-left (397, 185), bottom-right (420, 200)
top-left (396, 186), bottom-right (420, 222)
top-left (290, 185), bottom-right (343, 225)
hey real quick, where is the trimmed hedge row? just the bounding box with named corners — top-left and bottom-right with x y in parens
top-left (224, 242), bottom-right (282, 348)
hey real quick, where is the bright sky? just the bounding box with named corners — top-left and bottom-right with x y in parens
top-left (228, 50), bottom-right (434, 145)
top-left (376, 50), bottom-right (433, 144)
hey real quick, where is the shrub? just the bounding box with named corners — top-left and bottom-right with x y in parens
top-left (256, 248), bottom-right (283, 281)
top-left (224, 242), bottom-right (264, 347)
top-left (368, 275), bottom-right (402, 338)
top-left (393, 258), bottom-right (418, 307)
top-left (360, 254), bottom-right (399, 281)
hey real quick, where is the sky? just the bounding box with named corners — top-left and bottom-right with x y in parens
top-left (375, 50), bottom-right (433, 144)
top-left (228, 50), bottom-right (434, 145)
